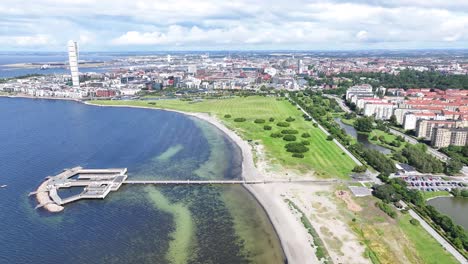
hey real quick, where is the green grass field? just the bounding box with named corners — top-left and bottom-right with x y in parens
top-left (91, 96), bottom-right (355, 178)
top-left (398, 214), bottom-right (458, 264)
top-left (368, 129), bottom-right (406, 152)
top-left (420, 191), bottom-right (451, 200)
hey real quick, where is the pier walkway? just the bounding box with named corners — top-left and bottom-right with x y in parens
top-left (124, 179), bottom-right (343, 185)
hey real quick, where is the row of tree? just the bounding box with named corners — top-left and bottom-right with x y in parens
top-left (337, 69), bottom-right (468, 90)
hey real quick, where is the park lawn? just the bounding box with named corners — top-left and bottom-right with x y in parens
top-left (340, 117), bottom-right (355, 126)
top-left (398, 214), bottom-right (458, 264)
top-left (368, 129), bottom-right (406, 152)
top-left (91, 96), bottom-right (355, 179)
top-left (420, 190), bottom-right (451, 200)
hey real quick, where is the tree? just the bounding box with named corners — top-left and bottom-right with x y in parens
top-left (389, 114), bottom-right (397, 126)
top-left (446, 158), bottom-right (463, 175)
top-left (373, 184), bottom-right (402, 203)
top-left (352, 165), bottom-right (367, 173)
top-left (354, 117), bottom-right (374, 132)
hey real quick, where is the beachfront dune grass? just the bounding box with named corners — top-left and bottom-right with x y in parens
top-left (90, 96), bottom-right (355, 179)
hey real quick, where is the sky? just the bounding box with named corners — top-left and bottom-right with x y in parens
top-left (1, 0), bottom-right (467, 51)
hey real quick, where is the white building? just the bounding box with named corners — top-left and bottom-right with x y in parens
top-left (67, 40), bottom-right (80, 90)
top-left (187, 65), bottom-right (197, 74)
top-left (363, 102), bottom-right (395, 120)
top-left (346, 84), bottom-right (373, 101)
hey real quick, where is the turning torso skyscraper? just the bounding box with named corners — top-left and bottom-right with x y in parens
top-left (67, 40), bottom-right (80, 89)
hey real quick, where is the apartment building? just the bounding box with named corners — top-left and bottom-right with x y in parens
top-left (415, 120), bottom-right (463, 140)
top-left (431, 127), bottom-right (468, 148)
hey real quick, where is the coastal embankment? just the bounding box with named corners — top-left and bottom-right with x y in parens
top-left (85, 102), bottom-right (319, 264)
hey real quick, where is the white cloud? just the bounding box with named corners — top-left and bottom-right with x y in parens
top-left (0, 0), bottom-right (467, 50)
top-left (0, 34), bottom-right (54, 46)
top-left (356, 30), bottom-right (369, 41)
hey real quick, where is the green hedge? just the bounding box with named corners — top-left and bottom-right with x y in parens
top-left (264, 125), bottom-right (272, 130)
top-left (285, 142), bottom-right (309, 153)
top-left (234, 118), bottom-right (246, 122)
top-left (277, 122), bottom-right (290, 127)
top-left (281, 129), bottom-right (299, 134)
top-left (292, 153), bottom-right (304, 158)
top-left (271, 133), bottom-right (283, 138)
top-left (254, 119), bottom-right (265, 124)
top-left (283, 135), bottom-right (297, 141)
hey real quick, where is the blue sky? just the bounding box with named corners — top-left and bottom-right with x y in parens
top-left (0, 0), bottom-right (467, 51)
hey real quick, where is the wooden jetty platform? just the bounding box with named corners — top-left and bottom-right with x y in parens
top-left (32, 167), bottom-right (128, 212)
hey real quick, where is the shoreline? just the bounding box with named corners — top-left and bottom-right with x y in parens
top-left (0, 94), bottom-right (82, 102)
top-left (84, 101), bottom-right (317, 263)
top-left (8, 95), bottom-right (316, 263)
top-left (425, 194), bottom-right (454, 202)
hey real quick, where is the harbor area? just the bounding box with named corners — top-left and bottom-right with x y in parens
top-left (31, 166), bottom-right (127, 212)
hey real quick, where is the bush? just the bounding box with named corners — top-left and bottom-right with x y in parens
top-left (263, 125), bottom-right (272, 130)
top-left (326, 135), bottom-right (334, 141)
top-left (269, 117), bottom-right (275, 122)
top-left (224, 114), bottom-right (232, 118)
top-left (313, 123), bottom-right (318, 127)
top-left (285, 143), bottom-right (309, 153)
top-left (376, 201), bottom-right (397, 218)
top-left (281, 129), bottom-right (299, 134)
top-left (409, 218), bottom-right (419, 226)
top-left (148, 102), bottom-right (156, 105)
top-left (270, 133), bottom-right (283, 138)
top-left (286, 116), bottom-right (296, 122)
top-left (301, 133), bottom-right (311, 138)
top-left (301, 140), bottom-right (310, 145)
top-left (292, 153), bottom-right (304, 158)
top-left (277, 122), bottom-right (290, 127)
top-left (234, 118), bottom-right (246, 122)
top-left (283, 135), bottom-right (297, 141)
top-left (352, 165), bottom-right (367, 173)
top-left (254, 119), bottom-right (265, 124)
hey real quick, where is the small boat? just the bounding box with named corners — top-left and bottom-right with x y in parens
top-left (0, 185), bottom-right (7, 188)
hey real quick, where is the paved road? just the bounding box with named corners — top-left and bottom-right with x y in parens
top-left (324, 94), bottom-right (352, 113)
top-left (388, 128), bottom-right (450, 161)
top-left (400, 201), bottom-right (468, 264)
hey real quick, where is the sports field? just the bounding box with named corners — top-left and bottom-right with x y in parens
top-left (91, 96), bottom-right (355, 179)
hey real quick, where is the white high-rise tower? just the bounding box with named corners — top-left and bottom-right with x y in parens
top-left (297, 59), bottom-right (303, 74)
top-left (67, 40), bottom-right (80, 89)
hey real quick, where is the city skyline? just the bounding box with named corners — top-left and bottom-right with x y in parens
top-left (0, 0), bottom-right (467, 51)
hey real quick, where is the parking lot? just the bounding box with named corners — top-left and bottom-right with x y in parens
top-left (402, 176), bottom-right (467, 192)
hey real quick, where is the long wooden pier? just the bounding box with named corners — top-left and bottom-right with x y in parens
top-left (124, 179), bottom-right (343, 185)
